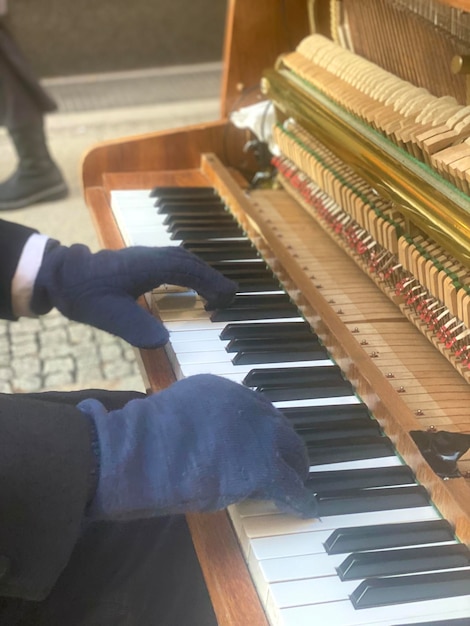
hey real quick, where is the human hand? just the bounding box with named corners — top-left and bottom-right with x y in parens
top-left (32, 243), bottom-right (236, 347)
top-left (77, 374), bottom-right (317, 520)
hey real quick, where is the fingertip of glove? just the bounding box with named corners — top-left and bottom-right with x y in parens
top-left (204, 281), bottom-right (238, 311)
top-left (124, 325), bottom-right (170, 349)
top-left (276, 490), bottom-right (318, 520)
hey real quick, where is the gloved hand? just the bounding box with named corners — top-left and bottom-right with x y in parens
top-left (77, 374), bottom-right (317, 520)
top-left (32, 243), bottom-right (237, 348)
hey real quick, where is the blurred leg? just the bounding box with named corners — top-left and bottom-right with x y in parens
top-left (0, 25), bottom-right (67, 209)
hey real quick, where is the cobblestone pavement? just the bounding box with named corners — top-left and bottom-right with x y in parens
top-left (0, 311), bottom-right (145, 393)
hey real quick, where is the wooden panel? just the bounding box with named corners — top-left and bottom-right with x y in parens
top-left (221, 0), bottom-right (310, 117)
top-left (82, 121), bottom-right (231, 189)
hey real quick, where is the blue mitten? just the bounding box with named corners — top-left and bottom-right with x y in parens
top-left (77, 374), bottom-right (317, 520)
top-left (31, 243), bottom-right (236, 348)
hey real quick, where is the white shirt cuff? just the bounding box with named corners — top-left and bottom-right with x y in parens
top-left (11, 234), bottom-right (51, 317)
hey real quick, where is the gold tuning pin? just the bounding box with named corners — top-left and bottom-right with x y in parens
top-left (451, 55), bottom-right (470, 105)
top-left (451, 55), bottom-right (470, 75)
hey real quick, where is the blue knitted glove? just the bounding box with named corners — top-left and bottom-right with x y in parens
top-left (77, 374), bottom-right (317, 520)
top-left (32, 243), bottom-right (236, 348)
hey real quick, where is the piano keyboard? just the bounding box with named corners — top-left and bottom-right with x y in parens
top-left (110, 186), bottom-right (470, 626)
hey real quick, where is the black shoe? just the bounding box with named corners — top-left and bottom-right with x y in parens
top-left (0, 121), bottom-right (69, 211)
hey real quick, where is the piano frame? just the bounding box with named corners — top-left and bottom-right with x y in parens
top-left (82, 2), bottom-right (470, 624)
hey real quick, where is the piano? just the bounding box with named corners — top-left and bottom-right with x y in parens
top-left (82, 1), bottom-right (470, 624)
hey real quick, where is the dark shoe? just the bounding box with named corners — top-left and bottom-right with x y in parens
top-left (0, 121), bottom-right (68, 211)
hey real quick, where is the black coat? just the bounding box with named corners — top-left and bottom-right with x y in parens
top-left (0, 220), bottom-right (95, 601)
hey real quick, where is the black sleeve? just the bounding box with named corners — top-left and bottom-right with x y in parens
top-left (0, 392), bottom-right (95, 601)
top-left (0, 219), bottom-right (38, 320)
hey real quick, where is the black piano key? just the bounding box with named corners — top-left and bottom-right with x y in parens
top-left (350, 569), bottom-right (470, 609)
top-left (281, 403), bottom-right (372, 427)
top-left (157, 203), bottom-right (227, 216)
top-left (324, 519), bottom-right (456, 554)
top-left (149, 186), bottom-right (217, 198)
top-left (293, 413), bottom-right (377, 433)
top-left (211, 306), bottom-right (299, 322)
top-left (212, 269), bottom-right (274, 282)
top-left (217, 293), bottom-right (293, 308)
top-left (307, 435), bottom-right (396, 465)
top-left (308, 465), bottom-right (415, 494)
top-left (183, 240), bottom-right (258, 261)
top-left (155, 196), bottom-right (221, 206)
top-left (170, 225), bottom-right (243, 240)
top-left (316, 485), bottom-right (430, 517)
top-left (225, 336), bottom-right (320, 353)
top-left (337, 543), bottom-right (470, 580)
top-left (243, 365), bottom-right (345, 387)
top-left (208, 260), bottom-right (270, 275)
top-left (211, 296), bottom-right (299, 321)
top-left (220, 321), bottom-right (312, 340)
top-left (300, 418), bottom-right (382, 442)
top-left (257, 379), bottom-right (354, 399)
top-left (234, 277), bottom-right (282, 292)
top-left (163, 214), bottom-right (237, 227)
top-left (234, 349), bottom-right (329, 366)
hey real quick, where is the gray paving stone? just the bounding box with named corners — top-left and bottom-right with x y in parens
top-left (39, 342), bottom-right (76, 359)
top-left (10, 340), bottom-right (38, 356)
top-left (40, 313), bottom-right (68, 329)
top-left (12, 375), bottom-right (42, 393)
top-left (11, 318), bottom-right (42, 333)
top-left (0, 367), bottom-right (13, 380)
top-left (102, 360), bottom-right (134, 379)
top-left (67, 324), bottom-right (95, 344)
top-left (11, 358), bottom-right (41, 377)
top-left (43, 356), bottom-right (75, 375)
top-left (98, 343), bottom-right (125, 361)
top-left (0, 334), bottom-right (11, 352)
top-left (0, 381), bottom-right (13, 393)
top-left (44, 371), bottom-right (75, 388)
top-left (75, 367), bottom-right (105, 385)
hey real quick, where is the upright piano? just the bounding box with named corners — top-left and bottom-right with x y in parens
top-left (82, 1), bottom-right (470, 624)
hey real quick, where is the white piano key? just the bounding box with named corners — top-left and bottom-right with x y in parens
top-left (250, 529), bottom-right (334, 560)
top-left (111, 189), bottom-right (154, 206)
top-left (169, 338), bottom-right (228, 352)
top-left (169, 329), bottom-right (226, 343)
top-left (308, 456), bottom-right (403, 472)
top-left (164, 319), bottom-right (232, 332)
top-left (273, 593), bottom-right (470, 626)
top-left (169, 356), bottom-right (339, 381)
top-left (255, 551), bottom-right (470, 610)
top-left (165, 316), bottom-right (305, 332)
top-left (251, 552), bottom-right (347, 599)
top-left (231, 505), bottom-right (440, 543)
top-left (249, 526), bottom-right (455, 562)
top-left (261, 563), bottom-right (358, 607)
top-left (274, 395), bottom-right (361, 409)
top-left (230, 505), bottom-right (441, 563)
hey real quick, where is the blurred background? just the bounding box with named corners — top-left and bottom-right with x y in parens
top-left (8, 0), bottom-right (226, 76)
top-left (0, 1), bottom-right (227, 394)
